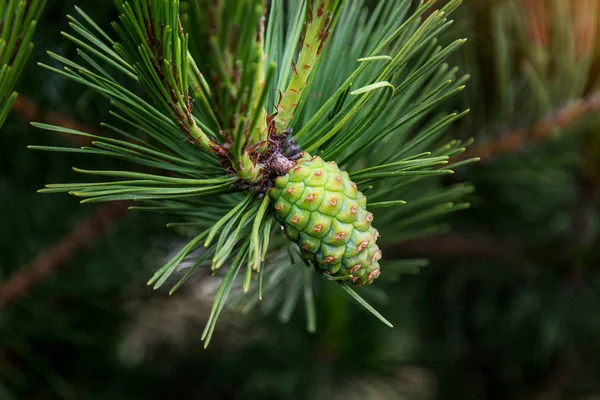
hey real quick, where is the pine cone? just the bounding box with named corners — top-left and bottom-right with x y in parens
top-left (269, 153), bottom-right (381, 286)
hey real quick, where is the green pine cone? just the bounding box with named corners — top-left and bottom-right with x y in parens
top-left (269, 153), bottom-right (382, 286)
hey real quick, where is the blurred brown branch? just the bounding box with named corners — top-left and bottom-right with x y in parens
top-left (382, 233), bottom-right (524, 261)
top-left (459, 92), bottom-right (600, 162)
top-left (0, 202), bottom-right (129, 310)
top-left (534, 354), bottom-right (577, 400)
top-left (11, 95), bottom-right (94, 145)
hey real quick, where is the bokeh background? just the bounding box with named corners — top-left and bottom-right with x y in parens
top-left (2, 0), bottom-right (600, 399)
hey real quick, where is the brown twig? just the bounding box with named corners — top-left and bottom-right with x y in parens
top-left (534, 354), bottom-right (576, 400)
top-left (11, 95), bottom-right (95, 145)
top-left (0, 201), bottom-right (130, 310)
top-left (382, 233), bottom-right (524, 261)
top-left (458, 92), bottom-right (600, 162)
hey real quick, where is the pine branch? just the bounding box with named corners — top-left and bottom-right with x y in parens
top-left (458, 92), bottom-right (600, 162)
top-left (274, 0), bottom-right (340, 132)
top-left (30, 0), bottom-right (474, 338)
top-left (0, 0), bottom-right (46, 128)
top-left (113, 0), bottom-right (215, 151)
top-left (0, 202), bottom-right (129, 310)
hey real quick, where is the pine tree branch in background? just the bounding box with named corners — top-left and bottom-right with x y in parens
top-left (11, 95), bottom-right (94, 145)
top-left (0, 201), bottom-right (129, 310)
top-left (0, 0), bottom-right (46, 128)
top-left (457, 92), bottom-right (600, 162)
top-left (382, 233), bottom-right (524, 261)
top-left (534, 354), bottom-right (577, 400)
